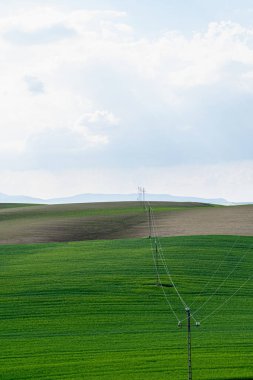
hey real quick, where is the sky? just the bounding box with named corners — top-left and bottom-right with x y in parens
top-left (1, 1), bottom-right (253, 201)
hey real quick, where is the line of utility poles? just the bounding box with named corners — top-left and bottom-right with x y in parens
top-left (144, 189), bottom-right (195, 380)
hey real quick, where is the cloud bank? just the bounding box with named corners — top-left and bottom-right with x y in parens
top-left (0, 4), bottom-right (253, 200)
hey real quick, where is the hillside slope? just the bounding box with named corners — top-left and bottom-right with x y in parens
top-left (0, 236), bottom-right (252, 379)
top-left (0, 202), bottom-right (252, 244)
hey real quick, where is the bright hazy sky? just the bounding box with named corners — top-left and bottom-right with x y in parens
top-left (1, 0), bottom-right (253, 201)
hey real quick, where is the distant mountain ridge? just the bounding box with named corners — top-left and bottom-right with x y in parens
top-left (0, 192), bottom-right (236, 205)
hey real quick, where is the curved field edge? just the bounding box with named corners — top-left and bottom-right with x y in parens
top-left (1, 201), bottom-right (253, 244)
top-left (0, 235), bottom-right (252, 379)
top-left (0, 201), bottom-right (213, 244)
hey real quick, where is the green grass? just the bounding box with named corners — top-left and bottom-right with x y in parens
top-left (0, 202), bottom-right (210, 221)
top-left (0, 203), bottom-right (38, 209)
top-left (0, 236), bottom-right (252, 379)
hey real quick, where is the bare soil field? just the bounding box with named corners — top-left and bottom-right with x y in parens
top-left (147, 204), bottom-right (253, 237)
top-left (0, 202), bottom-right (252, 244)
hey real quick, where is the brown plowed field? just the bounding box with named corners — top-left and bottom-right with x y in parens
top-left (0, 202), bottom-right (252, 244)
top-left (148, 205), bottom-right (253, 237)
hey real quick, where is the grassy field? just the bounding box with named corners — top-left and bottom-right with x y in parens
top-left (0, 235), bottom-right (252, 379)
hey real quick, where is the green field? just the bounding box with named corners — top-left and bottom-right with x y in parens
top-left (0, 235), bottom-right (252, 379)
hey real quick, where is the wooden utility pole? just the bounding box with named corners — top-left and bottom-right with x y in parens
top-left (186, 307), bottom-right (192, 380)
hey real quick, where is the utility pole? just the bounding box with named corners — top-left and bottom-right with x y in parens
top-left (186, 307), bottom-right (192, 380)
top-left (146, 200), bottom-right (202, 379)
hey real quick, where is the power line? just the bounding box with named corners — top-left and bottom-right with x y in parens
top-left (146, 201), bottom-right (199, 379)
top-left (145, 195), bottom-right (252, 325)
top-left (191, 243), bottom-right (253, 319)
top-left (148, 233), bottom-right (180, 322)
top-left (148, 203), bottom-right (189, 311)
top-left (200, 275), bottom-right (252, 323)
top-left (188, 236), bottom-right (241, 309)
top-left (142, 191), bottom-right (252, 380)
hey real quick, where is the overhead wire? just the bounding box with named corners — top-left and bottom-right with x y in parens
top-left (149, 206), bottom-right (189, 309)
top-left (188, 235), bottom-right (241, 309)
top-left (191, 242), bottom-right (253, 319)
top-left (148, 235), bottom-right (180, 322)
top-left (145, 200), bottom-right (200, 325)
top-left (200, 275), bottom-right (252, 323)
top-left (190, 203), bottom-right (253, 321)
top-left (144, 195), bottom-right (252, 328)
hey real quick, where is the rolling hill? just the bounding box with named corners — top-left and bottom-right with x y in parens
top-left (0, 201), bottom-right (253, 244)
top-left (0, 236), bottom-right (252, 379)
top-left (0, 202), bottom-right (252, 379)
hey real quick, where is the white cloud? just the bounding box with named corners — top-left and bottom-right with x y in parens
top-left (1, 5), bottom-right (253, 198)
top-left (0, 141), bottom-right (25, 154)
top-left (78, 110), bottom-right (118, 125)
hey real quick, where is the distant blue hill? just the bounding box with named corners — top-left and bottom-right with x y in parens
top-left (0, 192), bottom-right (44, 204)
top-left (0, 192), bottom-right (237, 205)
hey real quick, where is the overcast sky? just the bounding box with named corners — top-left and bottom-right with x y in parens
top-left (1, 1), bottom-right (253, 201)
